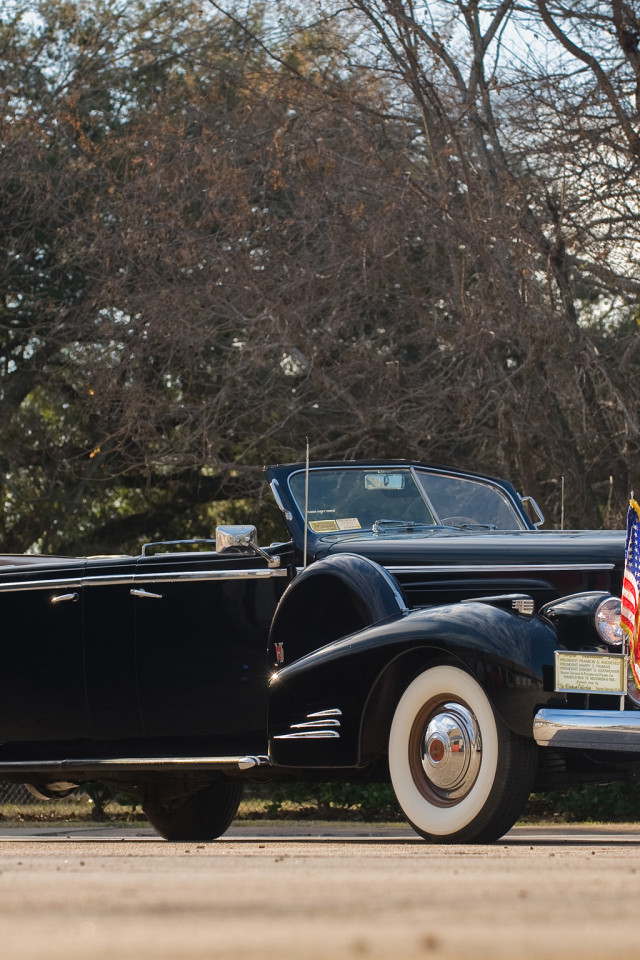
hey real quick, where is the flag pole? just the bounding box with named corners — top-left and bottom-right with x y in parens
top-left (621, 493), bottom-right (639, 709)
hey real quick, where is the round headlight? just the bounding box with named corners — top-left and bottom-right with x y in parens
top-left (595, 596), bottom-right (624, 647)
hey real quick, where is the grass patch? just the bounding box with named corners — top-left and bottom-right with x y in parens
top-left (2, 782), bottom-right (639, 827)
top-left (0, 795), bottom-right (145, 825)
top-left (239, 782), bottom-right (404, 821)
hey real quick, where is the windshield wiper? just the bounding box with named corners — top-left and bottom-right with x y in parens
top-left (441, 520), bottom-right (497, 530)
top-left (457, 522), bottom-right (496, 530)
top-left (372, 518), bottom-right (497, 533)
top-left (372, 519), bottom-right (441, 533)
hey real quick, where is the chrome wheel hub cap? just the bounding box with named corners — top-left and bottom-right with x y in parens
top-left (420, 702), bottom-right (482, 801)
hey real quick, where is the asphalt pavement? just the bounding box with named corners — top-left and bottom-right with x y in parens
top-left (2, 822), bottom-right (640, 960)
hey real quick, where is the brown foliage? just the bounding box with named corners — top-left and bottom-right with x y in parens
top-left (0, 0), bottom-right (639, 552)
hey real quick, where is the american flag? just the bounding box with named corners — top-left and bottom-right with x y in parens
top-left (622, 499), bottom-right (640, 687)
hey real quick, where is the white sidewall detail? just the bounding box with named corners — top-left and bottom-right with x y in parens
top-left (388, 665), bottom-right (499, 837)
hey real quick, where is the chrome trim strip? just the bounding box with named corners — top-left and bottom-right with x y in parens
top-left (0, 576), bottom-right (84, 593)
top-left (270, 479), bottom-right (293, 522)
top-left (272, 730), bottom-right (340, 740)
top-left (291, 719), bottom-right (341, 729)
top-left (0, 568), bottom-right (288, 593)
top-left (388, 563), bottom-right (615, 574)
top-left (0, 755), bottom-right (271, 774)
top-left (142, 538), bottom-right (216, 556)
top-left (130, 569), bottom-right (289, 586)
top-left (409, 464), bottom-right (440, 525)
top-left (276, 706), bottom-right (343, 739)
top-left (534, 708), bottom-right (640, 752)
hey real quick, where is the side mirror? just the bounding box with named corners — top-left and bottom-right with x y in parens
top-left (215, 525), bottom-right (281, 568)
top-left (216, 524), bottom-right (259, 553)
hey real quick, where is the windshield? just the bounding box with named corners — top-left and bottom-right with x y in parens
top-left (288, 467), bottom-right (524, 533)
top-left (415, 470), bottom-right (524, 530)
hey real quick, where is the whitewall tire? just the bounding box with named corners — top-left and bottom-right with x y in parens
top-left (389, 664), bottom-right (536, 843)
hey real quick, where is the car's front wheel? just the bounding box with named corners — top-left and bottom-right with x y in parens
top-left (143, 781), bottom-right (243, 841)
top-left (388, 664), bottom-right (536, 843)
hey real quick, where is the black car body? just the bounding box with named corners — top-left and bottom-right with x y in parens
top-left (0, 459), bottom-right (634, 842)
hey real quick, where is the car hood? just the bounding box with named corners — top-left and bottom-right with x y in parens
top-left (316, 528), bottom-right (625, 569)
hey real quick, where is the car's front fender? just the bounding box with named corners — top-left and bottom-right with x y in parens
top-left (268, 601), bottom-right (560, 768)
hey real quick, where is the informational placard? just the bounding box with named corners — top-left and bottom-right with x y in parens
top-left (555, 651), bottom-right (626, 695)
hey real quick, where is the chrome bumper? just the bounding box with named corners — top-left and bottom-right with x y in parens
top-left (534, 709), bottom-right (640, 752)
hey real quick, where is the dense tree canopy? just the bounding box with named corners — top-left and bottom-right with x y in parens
top-left (0, 0), bottom-right (638, 553)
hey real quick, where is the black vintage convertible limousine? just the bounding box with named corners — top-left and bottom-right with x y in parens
top-left (0, 460), bottom-right (634, 842)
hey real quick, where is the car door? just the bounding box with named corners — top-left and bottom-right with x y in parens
top-left (133, 551), bottom-right (290, 756)
top-left (0, 558), bottom-right (91, 756)
top-left (82, 556), bottom-right (144, 756)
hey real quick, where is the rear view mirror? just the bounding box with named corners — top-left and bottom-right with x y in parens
top-left (364, 473), bottom-right (405, 491)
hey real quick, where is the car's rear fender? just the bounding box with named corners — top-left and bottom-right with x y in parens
top-left (268, 599), bottom-right (560, 768)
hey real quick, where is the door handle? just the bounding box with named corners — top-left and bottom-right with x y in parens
top-left (50, 592), bottom-right (79, 604)
top-left (130, 588), bottom-right (163, 599)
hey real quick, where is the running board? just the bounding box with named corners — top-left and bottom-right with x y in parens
top-left (0, 755), bottom-right (271, 776)
top-left (534, 709), bottom-right (640, 752)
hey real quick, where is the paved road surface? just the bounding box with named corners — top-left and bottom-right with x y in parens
top-left (1, 824), bottom-right (639, 960)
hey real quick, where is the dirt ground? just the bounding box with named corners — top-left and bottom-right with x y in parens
top-left (0, 825), bottom-right (639, 960)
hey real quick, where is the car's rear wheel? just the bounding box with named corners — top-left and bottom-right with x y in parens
top-left (143, 781), bottom-right (243, 841)
top-left (388, 665), bottom-right (536, 843)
